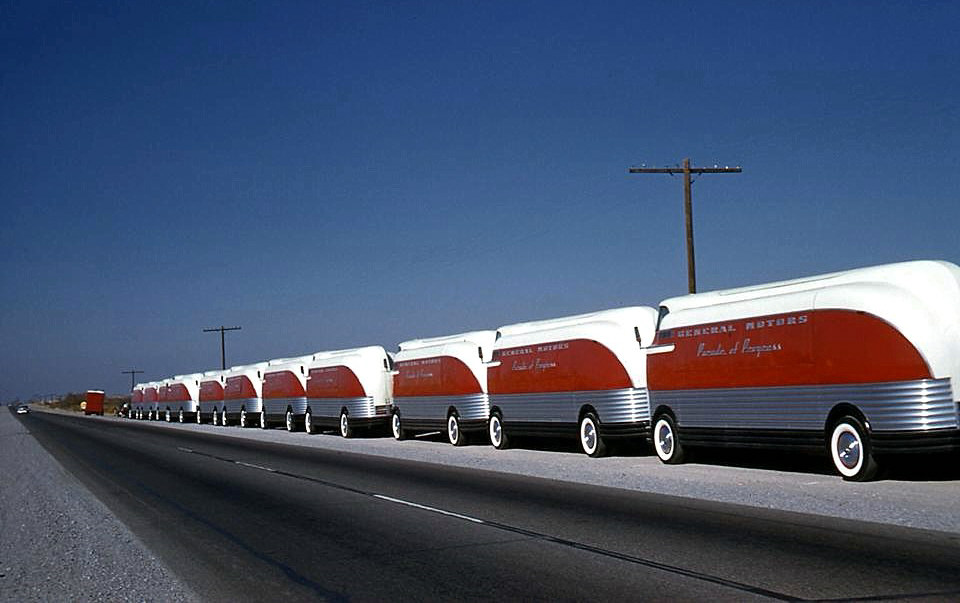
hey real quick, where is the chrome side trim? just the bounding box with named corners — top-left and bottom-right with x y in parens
top-left (198, 401), bottom-right (221, 415)
top-left (393, 393), bottom-right (489, 422)
top-left (489, 388), bottom-right (650, 425)
top-left (307, 396), bottom-right (378, 420)
top-left (651, 378), bottom-right (957, 432)
top-left (223, 398), bottom-right (262, 414)
top-left (263, 396), bottom-right (307, 417)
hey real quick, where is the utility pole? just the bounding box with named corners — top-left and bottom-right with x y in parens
top-left (628, 158), bottom-right (741, 293)
top-left (121, 369), bottom-right (144, 391)
top-left (203, 325), bottom-right (242, 370)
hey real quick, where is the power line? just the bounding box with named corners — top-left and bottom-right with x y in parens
top-left (628, 158), bottom-right (742, 294)
top-left (121, 369), bottom-right (144, 391)
top-left (203, 325), bottom-right (242, 370)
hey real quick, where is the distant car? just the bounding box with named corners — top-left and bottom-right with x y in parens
top-left (16, 405), bottom-right (29, 415)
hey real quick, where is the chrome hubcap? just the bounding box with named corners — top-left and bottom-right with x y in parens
top-left (340, 414), bottom-right (348, 436)
top-left (392, 415), bottom-right (400, 437)
top-left (286, 412), bottom-right (293, 431)
top-left (491, 418), bottom-right (501, 445)
top-left (837, 432), bottom-right (861, 469)
top-left (449, 417), bottom-right (458, 442)
top-left (657, 423), bottom-right (673, 456)
top-left (582, 420), bottom-right (596, 451)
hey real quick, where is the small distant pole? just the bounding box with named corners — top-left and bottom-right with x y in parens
top-left (203, 325), bottom-right (242, 370)
top-left (628, 158), bottom-right (742, 293)
top-left (121, 369), bottom-right (144, 391)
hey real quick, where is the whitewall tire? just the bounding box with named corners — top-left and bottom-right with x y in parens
top-left (448, 414), bottom-right (466, 447)
top-left (653, 415), bottom-right (684, 464)
top-left (579, 413), bottom-right (607, 458)
top-left (829, 416), bottom-right (879, 481)
top-left (391, 412), bottom-right (406, 440)
top-left (489, 413), bottom-right (508, 450)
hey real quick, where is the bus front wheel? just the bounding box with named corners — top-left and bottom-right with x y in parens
top-left (829, 416), bottom-right (879, 482)
top-left (653, 414), bottom-right (685, 464)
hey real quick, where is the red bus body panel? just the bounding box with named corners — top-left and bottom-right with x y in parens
top-left (224, 376), bottom-right (258, 400)
top-left (166, 383), bottom-right (191, 403)
top-left (394, 356), bottom-right (483, 397)
top-left (488, 338), bottom-right (633, 395)
top-left (263, 370), bottom-right (307, 399)
top-left (199, 380), bottom-right (224, 402)
top-left (307, 366), bottom-right (366, 398)
top-left (648, 309), bottom-right (932, 390)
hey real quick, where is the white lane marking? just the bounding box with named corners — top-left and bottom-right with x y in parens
top-left (235, 461), bottom-right (277, 472)
top-left (178, 448), bottom-right (277, 473)
top-left (177, 445), bottom-right (482, 526)
top-left (373, 494), bottom-right (485, 524)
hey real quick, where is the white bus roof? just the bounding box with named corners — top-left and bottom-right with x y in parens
top-left (309, 345), bottom-right (390, 364)
top-left (226, 362), bottom-right (270, 375)
top-left (661, 260), bottom-right (959, 312)
top-left (173, 372), bottom-right (205, 383)
top-left (399, 330), bottom-right (497, 351)
top-left (267, 354), bottom-right (314, 368)
top-left (496, 306), bottom-right (659, 347)
top-left (397, 330), bottom-right (497, 363)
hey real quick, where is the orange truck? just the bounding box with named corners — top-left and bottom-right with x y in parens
top-left (84, 390), bottom-right (105, 416)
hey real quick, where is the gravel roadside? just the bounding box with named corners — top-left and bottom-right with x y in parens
top-left (0, 408), bottom-right (199, 603)
top-left (72, 409), bottom-right (960, 535)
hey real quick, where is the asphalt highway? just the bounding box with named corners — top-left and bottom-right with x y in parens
top-left (21, 412), bottom-right (960, 602)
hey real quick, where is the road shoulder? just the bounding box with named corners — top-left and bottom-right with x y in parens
top-left (0, 408), bottom-right (199, 602)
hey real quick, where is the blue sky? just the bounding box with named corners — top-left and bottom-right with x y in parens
top-left (2, 1), bottom-right (958, 399)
